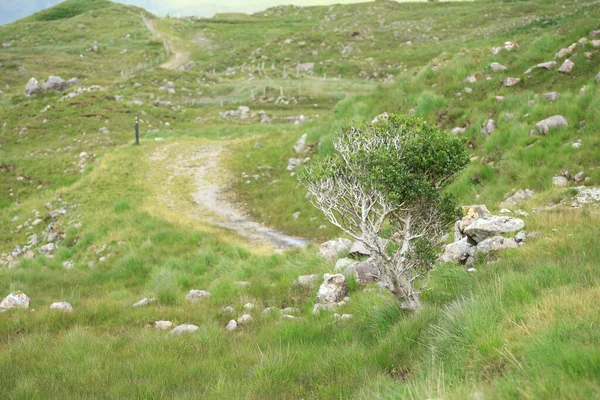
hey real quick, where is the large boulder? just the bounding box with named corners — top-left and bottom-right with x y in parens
top-left (0, 291), bottom-right (30, 310)
top-left (318, 238), bottom-right (352, 261)
top-left (316, 273), bottom-right (347, 304)
top-left (439, 237), bottom-right (475, 263)
top-left (535, 115), bottom-right (568, 134)
top-left (476, 236), bottom-right (518, 254)
top-left (463, 216), bottom-right (525, 243)
top-left (24, 78), bottom-right (40, 96)
top-left (42, 76), bottom-right (68, 92)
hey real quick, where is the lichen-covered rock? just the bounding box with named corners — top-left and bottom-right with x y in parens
top-left (316, 273), bottom-right (347, 304)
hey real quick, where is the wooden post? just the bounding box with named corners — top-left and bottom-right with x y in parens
top-left (134, 114), bottom-right (140, 145)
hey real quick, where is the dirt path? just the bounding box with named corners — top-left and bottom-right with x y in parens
top-left (149, 141), bottom-right (308, 251)
top-left (142, 15), bottom-right (191, 71)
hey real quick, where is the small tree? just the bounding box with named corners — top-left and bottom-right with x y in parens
top-left (300, 114), bottom-right (469, 311)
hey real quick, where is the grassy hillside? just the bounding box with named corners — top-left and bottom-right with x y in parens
top-left (1, 0), bottom-right (600, 398)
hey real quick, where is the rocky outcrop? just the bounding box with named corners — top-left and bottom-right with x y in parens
top-left (464, 216), bottom-right (525, 243)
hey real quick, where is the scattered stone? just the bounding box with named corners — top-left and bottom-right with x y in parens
top-left (371, 112), bottom-right (389, 124)
top-left (349, 240), bottom-right (371, 257)
top-left (572, 140), bottom-right (582, 149)
top-left (287, 158), bottom-right (301, 171)
top-left (293, 274), bottom-right (319, 288)
top-left (170, 324), bottom-right (199, 335)
top-left (294, 134), bottom-right (307, 154)
top-left (0, 291), bottom-right (30, 310)
top-left (451, 127), bottom-right (466, 135)
top-left (25, 78), bottom-right (41, 96)
top-left (186, 290), bottom-right (211, 301)
top-left (155, 320), bottom-right (173, 330)
top-left (243, 303), bottom-right (255, 311)
top-left (502, 77), bottom-right (520, 87)
top-left (544, 92), bottom-right (560, 102)
top-left (316, 273), bottom-right (347, 304)
top-left (234, 281), bottom-right (249, 288)
top-left (525, 61), bottom-right (556, 74)
top-left (49, 302), bottom-right (73, 312)
top-left (133, 297), bottom-right (156, 307)
top-left (573, 171), bottom-right (586, 183)
top-left (490, 62), bottom-right (507, 72)
top-left (480, 119), bottom-right (496, 137)
top-left (42, 76), bottom-right (68, 92)
top-left (281, 307), bottom-right (300, 316)
top-left (535, 115), bottom-right (568, 134)
top-left (501, 189), bottom-right (535, 206)
top-left (181, 61), bottom-right (196, 70)
top-left (318, 238), bottom-right (352, 261)
top-left (552, 176), bottom-right (569, 187)
top-left (558, 59), bottom-right (574, 74)
top-left (62, 260), bottom-right (75, 269)
top-left (237, 314), bottom-right (254, 325)
top-left (296, 62), bottom-right (315, 73)
top-left (495, 96), bottom-right (505, 102)
top-left (226, 320), bottom-right (238, 331)
top-left (504, 114), bottom-right (515, 121)
top-left (463, 75), bottom-right (477, 84)
top-left (439, 237), bottom-right (474, 263)
top-left (99, 127), bottom-right (110, 134)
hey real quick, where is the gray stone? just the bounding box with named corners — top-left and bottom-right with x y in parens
top-left (50, 302), bottom-right (73, 312)
top-left (293, 274), bottom-right (319, 288)
top-left (552, 176), bottom-right (569, 187)
top-left (349, 240), bottom-right (371, 257)
top-left (544, 92), bottom-right (560, 102)
top-left (237, 314), bottom-right (254, 325)
top-left (353, 258), bottom-right (380, 284)
top-left (439, 237), bottom-right (474, 263)
top-left (558, 59), bottom-right (575, 74)
top-left (318, 238), bottom-right (352, 261)
top-left (226, 320), bottom-right (238, 330)
top-left (316, 273), bottom-right (347, 304)
top-left (490, 62), bottom-right (507, 72)
top-left (281, 307), bottom-right (300, 315)
top-left (501, 189), bottom-right (535, 206)
top-left (223, 305), bottom-right (235, 313)
top-left (476, 236), bottom-right (518, 254)
top-left (463, 75), bottom-right (477, 84)
top-left (573, 171), bottom-right (586, 183)
top-left (155, 320), bottom-right (173, 330)
top-left (42, 76), bottom-right (68, 92)
top-left (481, 119), bottom-right (496, 136)
top-left (0, 291), bottom-right (30, 310)
top-left (186, 290), bottom-right (211, 301)
top-left (25, 78), bottom-right (40, 96)
top-left (535, 115), bottom-right (568, 134)
top-left (515, 231), bottom-right (526, 242)
top-left (170, 324), bottom-right (199, 335)
top-left (525, 61), bottom-right (556, 74)
top-left (67, 78), bottom-right (82, 86)
top-left (451, 127), bottom-right (466, 135)
top-left (464, 216), bottom-right (525, 243)
top-left (334, 258), bottom-right (356, 272)
top-left (133, 297), bottom-right (156, 307)
top-left (502, 77), bottom-right (520, 87)
top-left (62, 261), bottom-right (75, 269)
top-left (287, 158), bottom-right (301, 171)
top-left (294, 134), bottom-right (307, 154)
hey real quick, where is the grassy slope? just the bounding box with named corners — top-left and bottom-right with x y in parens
top-left (0, 0), bottom-right (599, 398)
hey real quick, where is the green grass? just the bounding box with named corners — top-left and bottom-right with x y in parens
top-left (1, 0), bottom-right (600, 398)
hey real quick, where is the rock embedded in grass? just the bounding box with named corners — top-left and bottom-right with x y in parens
top-left (463, 216), bottom-right (525, 243)
top-left (476, 236), bottom-right (519, 254)
top-left (50, 302), bottom-right (73, 312)
top-left (552, 176), bottom-right (569, 187)
top-left (490, 62), bottom-right (507, 72)
top-left (170, 324), bottom-right (199, 335)
top-left (24, 77), bottom-right (41, 96)
top-left (237, 314), bottom-right (253, 325)
top-left (154, 321), bottom-right (173, 330)
top-left (535, 115), bottom-right (568, 134)
top-left (42, 76), bottom-right (68, 92)
top-left (480, 119), bottom-right (496, 137)
top-left (226, 320), bottom-right (238, 331)
top-left (293, 274), bottom-right (319, 288)
top-left (558, 59), bottom-right (574, 74)
top-left (132, 297), bottom-right (156, 307)
top-left (186, 290), bottom-right (211, 302)
top-left (544, 92), bottom-right (560, 102)
top-left (502, 77), bottom-right (520, 87)
top-left (0, 291), bottom-right (30, 311)
top-left (501, 189), bottom-right (535, 207)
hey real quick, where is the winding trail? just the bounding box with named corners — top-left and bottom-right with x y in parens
top-left (149, 141), bottom-right (308, 251)
top-left (142, 14), bottom-right (191, 71)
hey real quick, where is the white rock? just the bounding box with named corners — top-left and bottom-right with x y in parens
top-left (476, 236), bottom-right (519, 254)
top-left (0, 291), bottom-right (30, 310)
top-left (50, 302), bottom-right (73, 312)
top-left (316, 273), bottom-right (347, 304)
top-left (294, 134), bottom-right (307, 154)
top-left (501, 189), bottom-right (535, 206)
top-left (552, 176), bottom-right (569, 187)
top-left (318, 238), bottom-right (352, 261)
top-left (293, 274), bottom-right (319, 288)
top-left (223, 305), bottom-right (235, 313)
top-left (535, 115), bottom-right (568, 134)
top-left (463, 75), bottom-right (477, 84)
top-left (226, 320), bottom-right (238, 331)
top-left (237, 314), bottom-right (254, 325)
top-left (25, 77), bottom-right (40, 96)
top-left (490, 62), bottom-right (507, 72)
top-left (558, 59), bottom-right (574, 74)
top-left (481, 119), bottom-right (496, 136)
top-left (464, 217), bottom-right (525, 243)
top-left (186, 290), bottom-right (211, 301)
top-left (502, 77), bottom-right (520, 87)
top-left (439, 237), bottom-right (475, 263)
top-left (451, 127), bottom-right (466, 135)
top-left (155, 320), bottom-right (173, 330)
top-left (243, 302), bottom-right (255, 311)
top-left (133, 297), bottom-right (156, 307)
top-left (170, 324), bottom-right (199, 335)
